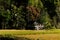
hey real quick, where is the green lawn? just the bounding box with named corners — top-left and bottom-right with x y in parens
top-left (0, 29), bottom-right (60, 40)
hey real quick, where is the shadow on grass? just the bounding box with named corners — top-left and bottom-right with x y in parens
top-left (0, 35), bottom-right (31, 40)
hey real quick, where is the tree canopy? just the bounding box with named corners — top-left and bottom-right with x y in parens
top-left (0, 0), bottom-right (60, 29)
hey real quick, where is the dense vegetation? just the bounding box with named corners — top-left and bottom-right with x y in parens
top-left (0, 0), bottom-right (60, 29)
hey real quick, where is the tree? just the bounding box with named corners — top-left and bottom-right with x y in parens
top-left (0, 0), bottom-right (11, 29)
top-left (0, 0), bottom-right (60, 29)
top-left (41, 0), bottom-right (58, 29)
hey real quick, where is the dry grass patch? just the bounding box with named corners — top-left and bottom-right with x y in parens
top-left (0, 29), bottom-right (60, 35)
top-left (17, 34), bottom-right (60, 40)
top-left (0, 29), bottom-right (60, 40)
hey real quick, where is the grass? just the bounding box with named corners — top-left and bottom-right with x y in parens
top-left (0, 29), bottom-right (60, 35)
top-left (0, 29), bottom-right (60, 40)
top-left (19, 34), bottom-right (60, 40)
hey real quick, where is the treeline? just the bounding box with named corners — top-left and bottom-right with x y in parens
top-left (0, 0), bottom-right (60, 29)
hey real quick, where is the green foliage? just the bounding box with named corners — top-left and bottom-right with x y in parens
top-left (0, 0), bottom-right (11, 29)
top-left (28, 0), bottom-right (43, 8)
top-left (39, 10), bottom-right (52, 29)
top-left (11, 4), bottom-right (26, 29)
top-left (0, 0), bottom-right (60, 29)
